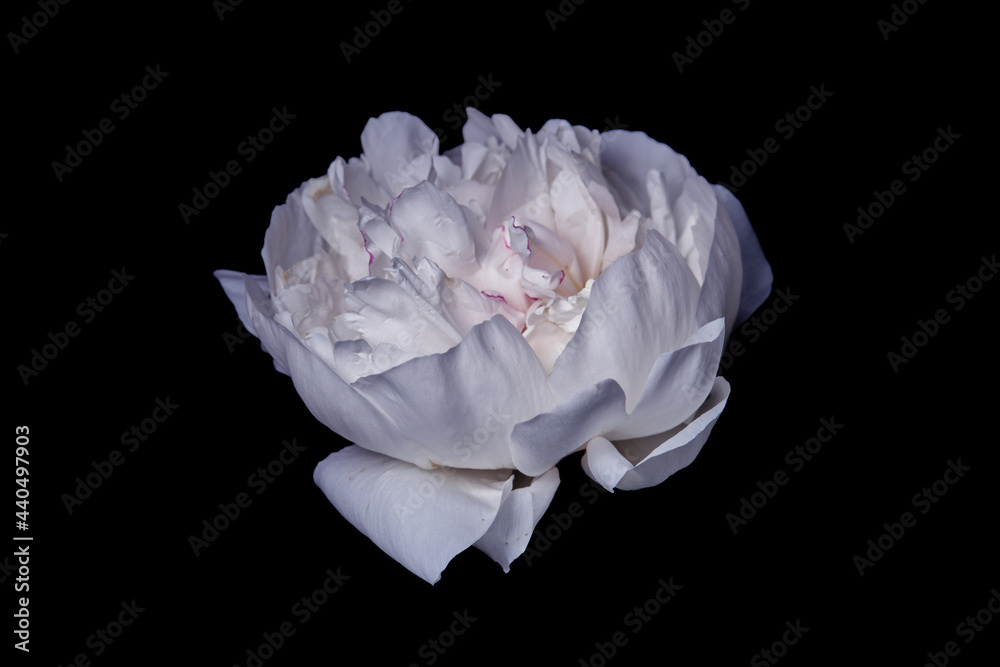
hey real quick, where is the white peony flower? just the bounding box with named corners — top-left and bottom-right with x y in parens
top-left (216, 110), bottom-right (773, 583)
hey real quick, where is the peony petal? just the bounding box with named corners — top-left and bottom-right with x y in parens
top-left (389, 182), bottom-right (479, 279)
top-left (511, 379), bottom-right (627, 476)
top-left (360, 112), bottom-right (439, 197)
top-left (474, 467), bottom-right (560, 572)
top-left (461, 107), bottom-right (503, 146)
top-left (547, 230), bottom-right (700, 406)
top-left (214, 270), bottom-right (269, 338)
top-left (245, 273), bottom-right (551, 470)
top-left (341, 156), bottom-right (385, 208)
top-left (313, 446), bottom-right (513, 584)
top-left (694, 192), bottom-right (742, 334)
top-left (582, 377), bottom-right (730, 491)
top-left (300, 172), bottom-right (370, 283)
top-left (605, 318), bottom-right (725, 440)
top-left (349, 314), bottom-right (552, 469)
top-left (599, 130), bottom-right (698, 218)
top-left (487, 131), bottom-right (549, 230)
top-left (544, 145), bottom-right (607, 285)
top-left (580, 437), bottom-right (633, 493)
top-left (712, 186), bottom-right (772, 324)
top-left (261, 184), bottom-right (328, 295)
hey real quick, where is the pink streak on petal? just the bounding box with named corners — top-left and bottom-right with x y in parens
top-left (359, 227), bottom-right (375, 276)
top-left (510, 216), bottom-right (531, 253)
top-left (481, 290), bottom-right (508, 304)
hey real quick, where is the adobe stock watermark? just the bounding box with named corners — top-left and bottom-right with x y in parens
top-left (545, 0), bottom-right (587, 31)
top-left (213, 0), bottom-right (243, 21)
top-left (232, 566), bottom-right (349, 667)
top-left (877, 0), bottom-right (929, 41)
top-left (922, 588), bottom-right (1000, 667)
top-left (750, 619), bottom-right (810, 666)
top-left (179, 106), bottom-right (296, 224)
top-left (16, 267), bottom-right (135, 386)
top-left (55, 600), bottom-right (145, 667)
top-left (51, 65), bottom-right (170, 182)
top-left (188, 438), bottom-right (307, 556)
top-left (578, 577), bottom-right (683, 666)
top-left (408, 610), bottom-right (477, 667)
top-left (438, 74), bottom-right (503, 135)
top-left (7, 0), bottom-right (71, 54)
top-left (672, 0), bottom-right (751, 73)
top-left (843, 126), bottom-right (961, 244)
top-left (718, 84), bottom-right (833, 193)
top-left (340, 0), bottom-right (414, 63)
top-left (886, 253), bottom-right (996, 373)
top-left (852, 458), bottom-right (970, 576)
top-left (61, 396), bottom-right (180, 515)
top-left (392, 407), bottom-right (513, 521)
top-left (222, 318), bottom-right (254, 353)
top-left (523, 479), bottom-right (608, 566)
top-left (718, 287), bottom-right (799, 371)
top-left (726, 416), bottom-right (843, 534)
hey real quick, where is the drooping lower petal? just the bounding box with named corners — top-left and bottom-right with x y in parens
top-left (313, 446), bottom-right (514, 584)
top-left (473, 467), bottom-right (560, 572)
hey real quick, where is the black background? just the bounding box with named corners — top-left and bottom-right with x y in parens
top-left (7, 0), bottom-right (996, 665)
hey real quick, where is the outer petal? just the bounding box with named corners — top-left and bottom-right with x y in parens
top-left (604, 318), bottom-right (725, 440)
top-left (599, 130), bottom-right (698, 218)
top-left (313, 446), bottom-right (513, 584)
top-left (245, 273), bottom-right (551, 470)
top-left (694, 193), bottom-right (742, 333)
top-left (214, 270), bottom-right (269, 338)
top-left (511, 379), bottom-right (627, 476)
top-left (582, 377), bottom-right (731, 492)
top-left (510, 319), bottom-right (725, 475)
top-left (548, 230), bottom-right (700, 406)
top-left (474, 467), bottom-right (561, 572)
top-left (712, 185), bottom-right (773, 324)
top-left (348, 314), bottom-right (552, 469)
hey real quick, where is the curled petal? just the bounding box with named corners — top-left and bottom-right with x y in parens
top-left (604, 318), bottom-right (725, 440)
top-left (582, 377), bottom-right (731, 492)
top-left (510, 318), bottom-right (725, 475)
top-left (314, 446), bottom-right (513, 584)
